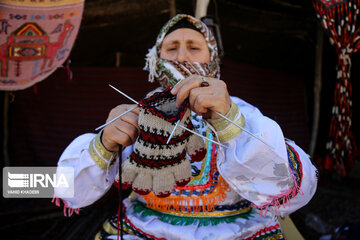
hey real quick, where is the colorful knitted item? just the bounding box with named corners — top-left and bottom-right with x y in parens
top-left (0, 0), bottom-right (84, 90)
top-left (122, 87), bottom-right (206, 198)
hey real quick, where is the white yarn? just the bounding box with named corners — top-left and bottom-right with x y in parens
top-left (143, 46), bottom-right (158, 82)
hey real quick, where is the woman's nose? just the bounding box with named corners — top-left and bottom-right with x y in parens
top-left (176, 46), bottom-right (189, 62)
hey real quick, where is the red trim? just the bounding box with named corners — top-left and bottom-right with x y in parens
top-left (287, 143), bottom-right (303, 190)
top-left (123, 205), bottom-right (166, 240)
top-left (244, 224), bottom-right (281, 240)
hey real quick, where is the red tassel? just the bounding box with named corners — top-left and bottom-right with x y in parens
top-left (324, 155), bottom-right (333, 171)
top-left (338, 161), bottom-right (346, 176)
top-left (33, 84), bottom-right (38, 94)
top-left (63, 58), bottom-right (73, 83)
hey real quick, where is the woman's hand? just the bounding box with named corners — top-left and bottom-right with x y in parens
top-left (101, 104), bottom-right (140, 152)
top-left (171, 75), bottom-right (231, 119)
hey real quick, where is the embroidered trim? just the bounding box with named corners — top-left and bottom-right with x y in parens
top-left (105, 215), bottom-right (163, 240)
top-left (171, 142), bottom-right (219, 198)
top-left (208, 102), bottom-right (239, 131)
top-left (244, 224), bottom-right (284, 240)
top-left (51, 194), bottom-right (79, 217)
top-left (216, 114), bottom-right (245, 143)
top-left (141, 173), bottom-right (231, 214)
top-left (88, 133), bottom-right (116, 170)
top-left (123, 211), bottom-right (166, 240)
top-left (94, 131), bottom-right (114, 160)
top-left (132, 201), bottom-right (253, 226)
top-left (103, 219), bottom-right (135, 236)
top-left (208, 103), bottom-right (245, 142)
top-left (104, 212), bottom-right (164, 240)
top-left (251, 143), bottom-right (304, 217)
top-left (188, 132), bottom-right (212, 183)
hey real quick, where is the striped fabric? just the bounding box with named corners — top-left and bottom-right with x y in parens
top-left (8, 60), bottom-right (309, 166)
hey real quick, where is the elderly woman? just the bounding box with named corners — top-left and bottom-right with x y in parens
top-left (55, 14), bottom-right (318, 239)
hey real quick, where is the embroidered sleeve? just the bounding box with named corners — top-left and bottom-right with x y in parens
top-left (216, 96), bottom-right (318, 218)
top-left (207, 101), bottom-right (245, 142)
top-left (54, 133), bottom-right (119, 210)
top-left (251, 142), bottom-right (304, 216)
top-left (88, 131), bottom-right (117, 170)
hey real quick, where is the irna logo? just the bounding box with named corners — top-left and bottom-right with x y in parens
top-left (7, 172), bottom-right (69, 188)
top-left (3, 167), bottom-right (74, 198)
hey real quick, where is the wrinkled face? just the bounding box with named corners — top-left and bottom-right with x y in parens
top-left (159, 28), bottom-right (210, 63)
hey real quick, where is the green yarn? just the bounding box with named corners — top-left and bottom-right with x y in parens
top-left (132, 201), bottom-right (253, 227)
top-left (188, 131), bottom-right (213, 186)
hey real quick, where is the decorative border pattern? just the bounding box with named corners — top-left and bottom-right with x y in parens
top-left (132, 201), bottom-right (252, 226)
top-left (244, 224), bottom-right (284, 240)
top-left (208, 102), bottom-right (245, 142)
top-left (88, 132), bottom-right (116, 170)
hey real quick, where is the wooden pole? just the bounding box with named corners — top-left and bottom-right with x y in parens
top-left (3, 92), bottom-right (10, 166)
top-left (169, 0), bottom-right (176, 17)
top-left (309, 24), bottom-right (324, 156)
top-left (195, 0), bottom-right (210, 19)
top-left (115, 52), bottom-right (121, 68)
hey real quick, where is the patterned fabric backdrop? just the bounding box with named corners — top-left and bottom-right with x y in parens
top-left (313, 0), bottom-right (360, 176)
top-left (0, 0), bottom-right (84, 90)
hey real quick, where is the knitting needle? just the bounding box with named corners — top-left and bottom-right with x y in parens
top-left (178, 123), bottom-right (227, 148)
top-left (213, 111), bottom-right (274, 150)
top-left (108, 85), bottom-right (226, 147)
top-left (198, 79), bottom-right (274, 149)
top-left (108, 85), bottom-right (272, 149)
top-left (166, 120), bottom-right (180, 144)
top-left (109, 84), bottom-right (139, 105)
top-left (95, 105), bottom-right (138, 131)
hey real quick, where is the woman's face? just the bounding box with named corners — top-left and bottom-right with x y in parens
top-left (159, 28), bottom-right (210, 63)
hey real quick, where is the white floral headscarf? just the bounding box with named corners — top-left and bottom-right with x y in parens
top-left (144, 14), bottom-right (219, 85)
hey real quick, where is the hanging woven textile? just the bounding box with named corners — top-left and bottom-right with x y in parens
top-left (0, 0), bottom-right (84, 91)
top-left (313, 0), bottom-right (360, 176)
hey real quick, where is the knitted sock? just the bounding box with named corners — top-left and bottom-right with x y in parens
top-left (122, 87), bottom-right (206, 197)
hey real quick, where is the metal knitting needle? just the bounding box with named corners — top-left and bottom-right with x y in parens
top-left (213, 110), bottom-right (274, 150)
top-left (108, 85), bottom-right (217, 146)
top-left (95, 105), bottom-right (138, 131)
top-left (166, 120), bottom-right (180, 144)
top-left (110, 84), bottom-right (273, 149)
top-left (198, 79), bottom-right (274, 149)
top-left (109, 84), bottom-right (139, 105)
top-left (178, 123), bottom-right (227, 148)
